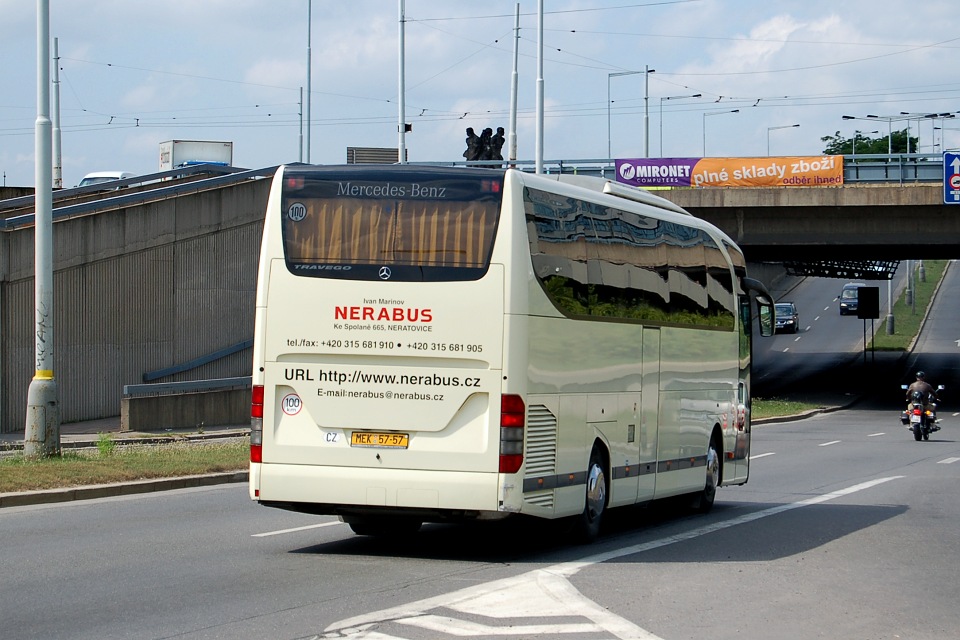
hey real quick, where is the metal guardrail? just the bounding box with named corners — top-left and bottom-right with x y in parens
top-left (123, 376), bottom-right (251, 397)
top-left (1, 164), bottom-right (281, 228)
top-left (0, 163), bottom-right (240, 214)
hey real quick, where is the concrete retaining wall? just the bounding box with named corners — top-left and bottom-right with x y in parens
top-left (121, 388), bottom-right (250, 432)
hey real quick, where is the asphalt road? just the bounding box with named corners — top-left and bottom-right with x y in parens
top-left (2, 406), bottom-right (958, 640)
top-left (752, 270), bottom-right (910, 405)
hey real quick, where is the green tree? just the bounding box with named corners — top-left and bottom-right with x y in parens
top-left (821, 128), bottom-right (917, 155)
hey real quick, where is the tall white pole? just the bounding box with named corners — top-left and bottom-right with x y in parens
top-left (507, 3), bottom-right (519, 163)
top-left (643, 64), bottom-right (651, 158)
top-left (305, 0), bottom-right (312, 164)
top-left (398, 0), bottom-right (407, 164)
top-left (52, 37), bottom-right (62, 189)
top-left (298, 87), bottom-right (303, 162)
top-left (25, 0), bottom-right (60, 457)
top-left (535, 0), bottom-right (543, 174)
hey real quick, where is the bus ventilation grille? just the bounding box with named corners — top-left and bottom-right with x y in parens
top-left (524, 404), bottom-right (558, 508)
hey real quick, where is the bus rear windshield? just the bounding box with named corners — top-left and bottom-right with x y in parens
top-left (280, 166), bottom-right (504, 281)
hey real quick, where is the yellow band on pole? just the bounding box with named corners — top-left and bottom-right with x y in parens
top-left (35, 370), bottom-right (55, 380)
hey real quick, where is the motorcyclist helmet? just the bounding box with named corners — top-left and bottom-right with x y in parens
top-left (916, 371), bottom-right (926, 379)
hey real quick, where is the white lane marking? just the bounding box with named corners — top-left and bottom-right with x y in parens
top-left (399, 613), bottom-right (603, 637)
top-left (750, 452), bottom-right (776, 460)
top-left (819, 440), bottom-right (841, 447)
top-left (868, 433), bottom-right (885, 437)
top-left (823, 306), bottom-right (829, 311)
top-left (322, 477), bottom-right (902, 639)
top-left (814, 315), bottom-right (821, 321)
top-left (794, 336), bottom-right (802, 342)
top-left (252, 521), bottom-right (341, 537)
top-left (938, 457), bottom-right (960, 465)
top-left (782, 347), bottom-right (790, 352)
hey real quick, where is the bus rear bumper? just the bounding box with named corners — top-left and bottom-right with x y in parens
top-left (253, 462), bottom-right (507, 521)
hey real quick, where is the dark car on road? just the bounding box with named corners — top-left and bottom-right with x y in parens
top-left (775, 302), bottom-right (800, 333)
top-left (838, 282), bottom-right (865, 315)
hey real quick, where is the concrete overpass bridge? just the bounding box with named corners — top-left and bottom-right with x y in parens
top-left (659, 181), bottom-right (958, 266)
top-left (0, 160), bottom-right (956, 432)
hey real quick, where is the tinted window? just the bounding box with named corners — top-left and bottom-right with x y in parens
top-left (526, 186), bottom-right (734, 329)
top-left (280, 166), bottom-right (504, 282)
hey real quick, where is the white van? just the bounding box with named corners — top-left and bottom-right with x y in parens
top-left (77, 171), bottom-right (135, 188)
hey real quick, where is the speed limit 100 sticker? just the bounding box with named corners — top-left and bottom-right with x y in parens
top-left (287, 202), bottom-right (306, 221)
top-left (281, 393), bottom-right (303, 416)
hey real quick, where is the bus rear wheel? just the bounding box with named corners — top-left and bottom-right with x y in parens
top-left (573, 447), bottom-right (608, 544)
top-left (691, 439), bottom-right (720, 513)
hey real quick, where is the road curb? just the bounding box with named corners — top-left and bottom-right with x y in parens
top-left (752, 404), bottom-right (847, 426)
top-left (0, 471), bottom-right (248, 508)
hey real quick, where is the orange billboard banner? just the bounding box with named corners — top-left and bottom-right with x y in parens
top-left (690, 156), bottom-right (844, 187)
top-left (615, 156), bottom-right (844, 188)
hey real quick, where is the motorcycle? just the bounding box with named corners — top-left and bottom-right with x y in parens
top-left (900, 384), bottom-right (945, 441)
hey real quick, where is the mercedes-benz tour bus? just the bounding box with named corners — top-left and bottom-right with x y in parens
top-left (249, 164), bottom-right (773, 541)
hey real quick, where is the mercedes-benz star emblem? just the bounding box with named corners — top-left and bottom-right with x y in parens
top-left (378, 266), bottom-right (392, 280)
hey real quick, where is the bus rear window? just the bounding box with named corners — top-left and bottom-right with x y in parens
top-left (280, 166), bottom-right (504, 281)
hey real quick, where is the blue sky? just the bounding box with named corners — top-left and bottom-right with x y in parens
top-left (2, 0), bottom-right (958, 187)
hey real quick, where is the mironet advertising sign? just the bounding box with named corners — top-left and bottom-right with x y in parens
top-left (615, 156), bottom-right (844, 188)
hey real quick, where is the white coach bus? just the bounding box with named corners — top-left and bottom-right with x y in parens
top-left (249, 165), bottom-right (774, 541)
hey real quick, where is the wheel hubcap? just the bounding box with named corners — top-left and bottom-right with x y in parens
top-left (586, 463), bottom-right (606, 521)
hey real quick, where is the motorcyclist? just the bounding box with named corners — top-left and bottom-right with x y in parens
top-left (905, 371), bottom-right (940, 430)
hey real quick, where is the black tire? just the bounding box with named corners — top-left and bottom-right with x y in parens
top-left (692, 439), bottom-right (720, 513)
top-left (913, 425), bottom-right (923, 441)
top-left (923, 430), bottom-right (929, 441)
top-left (573, 447), bottom-right (607, 544)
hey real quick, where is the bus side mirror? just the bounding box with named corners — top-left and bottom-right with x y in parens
top-left (756, 295), bottom-right (774, 337)
top-left (742, 277), bottom-right (775, 338)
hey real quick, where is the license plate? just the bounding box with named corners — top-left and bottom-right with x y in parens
top-left (351, 431), bottom-right (409, 448)
top-left (910, 414), bottom-right (921, 423)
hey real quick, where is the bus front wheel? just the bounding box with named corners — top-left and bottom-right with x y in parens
top-left (573, 447), bottom-right (608, 543)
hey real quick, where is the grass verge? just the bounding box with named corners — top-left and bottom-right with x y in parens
top-left (752, 398), bottom-right (819, 420)
top-left (0, 439), bottom-right (248, 494)
top-left (869, 260), bottom-right (946, 350)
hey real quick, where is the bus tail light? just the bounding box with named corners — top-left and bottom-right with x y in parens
top-left (250, 385), bottom-right (264, 463)
top-left (499, 394), bottom-right (525, 474)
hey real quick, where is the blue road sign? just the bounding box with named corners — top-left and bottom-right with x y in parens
top-left (944, 152), bottom-right (960, 204)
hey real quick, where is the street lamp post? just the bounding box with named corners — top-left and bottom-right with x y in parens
top-left (607, 66), bottom-right (655, 159)
top-left (844, 115), bottom-right (898, 155)
top-left (851, 129), bottom-right (878, 156)
top-left (659, 93), bottom-right (701, 156)
top-left (900, 112), bottom-right (957, 153)
top-left (766, 123), bottom-right (799, 156)
top-left (702, 109), bottom-right (739, 156)
top-left (866, 115), bottom-right (895, 155)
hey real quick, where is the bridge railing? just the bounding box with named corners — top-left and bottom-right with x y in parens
top-left (842, 153), bottom-right (943, 184)
top-left (417, 153), bottom-right (946, 184)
